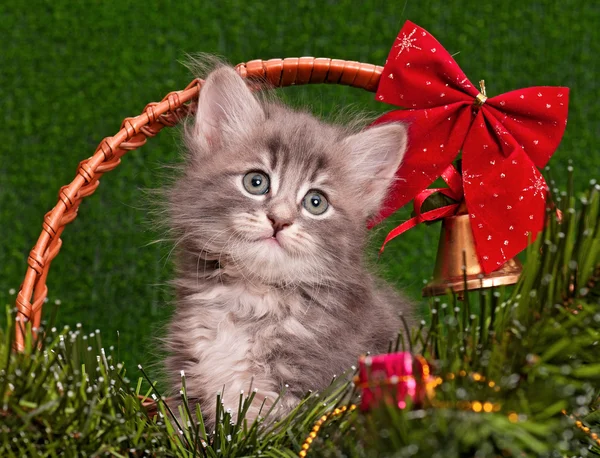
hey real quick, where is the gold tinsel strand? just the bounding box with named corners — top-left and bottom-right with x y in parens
top-left (299, 404), bottom-right (356, 458)
top-left (563, 410), bottom-right (600, 447)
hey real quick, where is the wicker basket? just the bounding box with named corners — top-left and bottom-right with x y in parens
top-left (14, 57), bottom-right (384, 350)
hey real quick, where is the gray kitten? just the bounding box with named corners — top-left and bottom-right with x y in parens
top-left (165, 64), bottom-right (413, 427)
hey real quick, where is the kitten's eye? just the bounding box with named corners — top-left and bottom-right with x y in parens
top-left (242, 171), bottom-right (270, 195)
top-left (302, 190), bottom-right (329, 215)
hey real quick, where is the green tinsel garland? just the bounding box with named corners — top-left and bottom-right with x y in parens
top-left (0, 176), bottom-right (598, 457)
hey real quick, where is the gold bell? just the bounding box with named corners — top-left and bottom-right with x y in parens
top-left (422, 212), bottom-right (522, 297)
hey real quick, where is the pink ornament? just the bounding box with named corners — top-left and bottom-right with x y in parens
top-left (356, 352), bottom-right (433, 411)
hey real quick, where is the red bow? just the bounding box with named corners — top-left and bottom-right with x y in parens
top-left (372, 21), bottom-right (569, 273)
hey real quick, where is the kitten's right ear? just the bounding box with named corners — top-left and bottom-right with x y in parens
top-left (192, 66), bottom-right (265, 149)
top-left (343, 122), bottom-right (408, 219)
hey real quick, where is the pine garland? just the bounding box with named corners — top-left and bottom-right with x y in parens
top-left (1, 176), bottom-right (598, 457)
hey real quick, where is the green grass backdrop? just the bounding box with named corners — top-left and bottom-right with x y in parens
top-left (1, 0), bottom-right (598, 378)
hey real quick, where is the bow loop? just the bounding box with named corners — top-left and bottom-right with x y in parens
top-left (377, 21), bottom-right (477, 109)
top-left (369, 103), bottom-right (472, 227)
top-left (486, 87), bottom-right (569, 167)
top-left (373, 21), bottom-right (569, 273)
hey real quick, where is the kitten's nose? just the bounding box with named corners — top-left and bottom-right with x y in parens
top-left (267, 214), bottom-right (292, 235)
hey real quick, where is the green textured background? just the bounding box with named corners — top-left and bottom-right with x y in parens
top-left (1, 0), bottom-right (598, 377)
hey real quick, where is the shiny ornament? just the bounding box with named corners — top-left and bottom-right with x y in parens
top-left (356, 351), bottom-right (435, 410)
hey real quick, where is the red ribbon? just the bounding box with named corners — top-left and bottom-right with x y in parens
top-left (380, 165), bottom-right (462, 251)
top-left (372, 21), bottom-right (569, 273)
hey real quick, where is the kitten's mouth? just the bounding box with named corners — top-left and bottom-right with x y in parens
top-left (253, 235), bottom-right (283, 248)
top-left (251, 234), bottom-right (285, 250)
top-left (267, 235), bottom-right (282, 247)
top-left (257, 235), bottom-right (283, 249)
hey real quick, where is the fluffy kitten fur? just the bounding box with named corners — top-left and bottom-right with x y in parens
top-left (165, 64), bottom-right (413, 427)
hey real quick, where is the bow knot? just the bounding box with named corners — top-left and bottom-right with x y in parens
top-left (474, 80), bottom-right (487, 108)
top-left (372, 21), bottom-right (569, 274)
top-left (473, 93), bottom-right (487, 107)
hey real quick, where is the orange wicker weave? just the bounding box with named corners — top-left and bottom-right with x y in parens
top-left (14, 57), bottom-right (383, 350)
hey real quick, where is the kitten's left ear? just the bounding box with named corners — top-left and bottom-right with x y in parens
top-left (343, 122), bottom-right (408, 218)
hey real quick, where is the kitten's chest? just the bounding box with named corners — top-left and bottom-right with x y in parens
top-left (191, 283), bottom-right (316, 359)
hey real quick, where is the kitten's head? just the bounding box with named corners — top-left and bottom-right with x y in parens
top-left (170, 66), bottom-right (407, 286)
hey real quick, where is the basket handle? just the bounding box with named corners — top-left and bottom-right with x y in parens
top-left (14, 57), bottom-right (383, 350)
